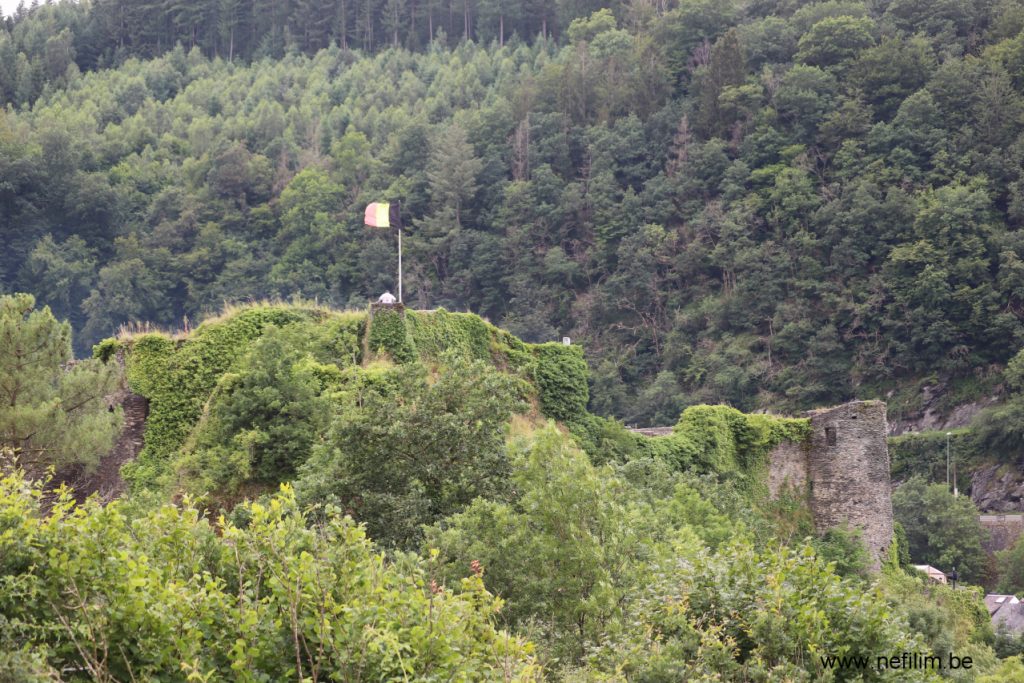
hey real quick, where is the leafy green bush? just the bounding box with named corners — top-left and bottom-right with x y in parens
top-left (813, 524), bottom-right (871, 579)
top-left (316, 312), bottom-right (368, 367)
top-left (425, 424), bottom-right (670, 667)
top-left (979, 657), bottom-right (1024, 683)
top-left (176, 325), bottom-right (338, 500)
top-left (296, 354), bottom-right (529, 549)
top-left (566, 412), bottom-right (649, 465)
top-left (892, 476), bottom-right (989, 583)
top-left (569, 540), bottom-right (931, 682)
top-left (971, 398), bottom-right (1024, 462)
top-left (0, 293), bottom-right (123, 473)
top-left (879, 564), bottom-right (995, 677)
top-left (0, 469), bottom-right (541, 681)
top-left (996, 534), bottom-right (1024, 595)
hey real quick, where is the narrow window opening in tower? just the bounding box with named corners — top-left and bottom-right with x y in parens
top-left (825, 426), bottom-right (837, 446)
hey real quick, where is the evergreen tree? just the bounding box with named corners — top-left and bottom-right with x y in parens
top-left (0, 293), bottom-right (121, 472)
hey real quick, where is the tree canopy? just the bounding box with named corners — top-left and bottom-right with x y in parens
top-left (3, 0), bottom-right (1024, 423)
top-left (0, 293), bottom-right (121, 472)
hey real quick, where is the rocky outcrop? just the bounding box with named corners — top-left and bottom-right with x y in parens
top-left (887, 383), bottom-right (999, 436)
top-left (972, 463), bottom-right (1024, 513)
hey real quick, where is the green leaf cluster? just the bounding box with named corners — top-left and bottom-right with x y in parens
top-left (0, 293), bottom-right (122, 473)
top-left (0, 469), bottom-right (541, 680)
top-left (892, 476), bottom-right (990, 583)
top-left (295, 353), bottom-right (530, 549)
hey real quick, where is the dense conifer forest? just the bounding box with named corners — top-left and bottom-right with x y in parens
top-left (6, 0), bottom-right (1024, 424)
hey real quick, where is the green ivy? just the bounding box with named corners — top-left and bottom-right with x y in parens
top-left (118, 303), bottom-right (812, 502)
top-left (403, 309), bottom-right (538, 379)
top-left (91, 337), bottom-right (120, 363)
top-left (366, 306), bottom-right (416, 362)
top-left (123, 334), bottom-right (175, 396)
top-left (406, 308), bottom-right (491, 361)
top-left (889, 429), bottom-right (975, 483)
top-left (532, 342), bottom-right (589, 423)
top-left (0, 471), bottom-right (542, 680)
top-left (617, 406), bottom-right (811, 488)
top-left (121, 305), bottom-right (333, 490)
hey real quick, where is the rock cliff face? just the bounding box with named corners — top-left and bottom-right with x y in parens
top-left (980, 513), bottom-right (1024, 553)
top-left (769, 401), bottom-right (895, 570)
top-left (887, 382), bottom-right (999, 436)
top-left (972, 463), bottom-right (1024, 513)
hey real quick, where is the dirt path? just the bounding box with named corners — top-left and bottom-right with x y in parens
top-left (53, 392), bottom-right (148, 504)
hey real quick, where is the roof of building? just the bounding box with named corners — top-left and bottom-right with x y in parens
top-left (912, 565), bottom-right (948, 583)
top-left (986, 595), bottom-right (1024, 634)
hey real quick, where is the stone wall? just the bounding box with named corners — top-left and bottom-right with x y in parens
top-left (768, 400), bottom-right (895, 570)
top-left (980, 514), bottom-right (1024, 554)
top-left (767, 439), bottom-right (808, 499)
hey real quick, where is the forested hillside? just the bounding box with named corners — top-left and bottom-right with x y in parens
top-left (4, 0), bottom-right (1024, 426)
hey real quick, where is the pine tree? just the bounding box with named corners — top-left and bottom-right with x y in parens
top-left (0, 294), bottom-right (121, 473)
top-left (426, 123), bottom-right (482, 228)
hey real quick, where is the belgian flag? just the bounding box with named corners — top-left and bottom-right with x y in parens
top-left (364, 202), bottom-right (402, 229)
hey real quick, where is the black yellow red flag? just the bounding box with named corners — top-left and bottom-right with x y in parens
top-left (364, 202), bottom-right (402, 229)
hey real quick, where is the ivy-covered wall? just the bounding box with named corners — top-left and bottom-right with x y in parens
top-left (369, 308), bottom-right (584, 426)
top-left (366, 306), bottom-right (416, 362)
top-left (99, 303), bottom-right (812, 497)
top-left (96, 305), bottom-right (365, 490)
top-left (405, 308), bottom-right (491, 362)
top-left (624, 406), bottom-right (811, 486)
top-left (531, 343), bottom-right (590, 424)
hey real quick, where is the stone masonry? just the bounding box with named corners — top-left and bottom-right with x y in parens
top-left (980, 515), bottom-right (1024, 554)
top-left (769, 400), bottom-right (895, 570)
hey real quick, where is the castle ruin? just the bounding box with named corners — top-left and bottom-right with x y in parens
top-left (769, 400), bottom-right (895, 569)
top-left (86, 360), bottom-right (897, 569)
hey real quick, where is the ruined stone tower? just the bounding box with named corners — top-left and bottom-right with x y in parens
top-left (769, 400), bottom-right (895, 569)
